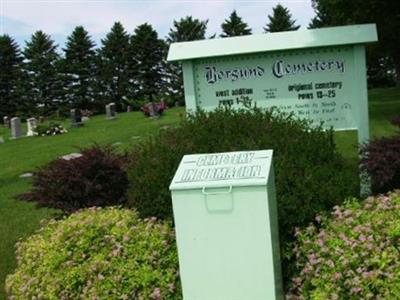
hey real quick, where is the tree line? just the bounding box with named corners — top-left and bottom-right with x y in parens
top-left (1, 2), bottom-right (399, 119)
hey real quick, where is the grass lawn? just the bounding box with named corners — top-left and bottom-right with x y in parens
top-left (0, 108), bottom-right (185, 299)
top-left (0, 87), bottom-right (399, 299)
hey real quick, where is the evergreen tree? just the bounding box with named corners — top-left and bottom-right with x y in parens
top-left (310, 0), bottom-right (400, 86)
top-left (166, 16), bottom-right (208, 104)
top-left (61, 26), bottom-right (96, 110)
top-left (220, 10), bottom-right (252, 37)
top-left (0, 35), bottom-right (23, 118)
top-left (22, 31), bottom-right (61, 115)
top-left (97, 22), bottom-right (130, 109)
top-left (264, 4), bottom-right (300, 33)
top-left (167, 16), bottom-right (208, 43)
top-left (130, 23), bottom-right (165, 101)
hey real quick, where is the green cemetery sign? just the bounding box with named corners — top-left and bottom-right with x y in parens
top-left (167, 24), bottom-right (378, 144)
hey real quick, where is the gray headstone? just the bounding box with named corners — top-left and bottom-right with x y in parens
top-left (26, 117), bottom-right (38, 136)
top-left (61, 153), bottom-right (83, 161)
top-left (11, 117), bottom-right (21, 139)
top-left (106, 103), bottom-right (117, 120)
top-left (127, 105), bottom-right (132, 113)
top-left (3, 116), bottom-right (10, 128)
top-left (148, 103), bottom-right (160, 118)
top-left (70, 109), bottom-right (83, 128)
top-left (19, 172), bottom-right (33, 178)
top-left (0, 136), bottom-right (4, 144)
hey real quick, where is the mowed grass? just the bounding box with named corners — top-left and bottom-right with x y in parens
top-left (0, 88), bottom-right (399, 299)
top-left (0, 108), bottom-right (185, 299)
top-left (335, 87), bottom-right (400, 165)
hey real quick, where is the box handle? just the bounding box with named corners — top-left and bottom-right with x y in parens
top-left (202, 185), bottom-right (232, 195)
top-left (202, 186), bottom-right (233, 213)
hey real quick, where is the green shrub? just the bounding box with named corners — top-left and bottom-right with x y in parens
top-left (6, 207), bottom-right (181, 300)
top-left (287, 191), bottom-right (400, 299)
top-left (127, 108), bottom-right (357, 248)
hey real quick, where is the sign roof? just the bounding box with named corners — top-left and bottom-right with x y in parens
top-left (170, 150), bottom-right (273, 190)
top-left (167, 24), bottom-right (377, 62)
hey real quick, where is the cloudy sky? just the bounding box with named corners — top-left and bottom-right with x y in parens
top-left (1, 0), bottom-right (316, 49)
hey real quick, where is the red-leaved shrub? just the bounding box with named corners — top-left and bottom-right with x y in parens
top-left (20, 145), bottom-right (129, 212)
top-left (360, 136), bottom-right (400, 194)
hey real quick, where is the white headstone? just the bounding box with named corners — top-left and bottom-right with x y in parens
top-left (106, 103), bottom-right (117, 120)
top-left (3, 116), bottom-right (10, 128)
top-left (26, 117), bottom-right (38, 136)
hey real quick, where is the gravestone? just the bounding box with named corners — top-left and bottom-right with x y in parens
top-left (168, 24), bottom-right (378, 194)
top-left (70, 109), bottom-right (83, 128)
top-left (106, 103), bottom-right (117, 120)
top-left (0, 136), bottom-right (4, 144)
top-left (148, 103), bottom-right (157, 118)
top-left (126, 105), bottom-right (132, 113)
top-left (61, 153), bottom-right (83, 161)
top-left (170, 150), bottom-right (282, 299)
top-left (3, 116), bottom-right (10, 128)
top-left (26, 117), bottom-right (38, 136)
top-left (11, 117), bottom-right (22, 139)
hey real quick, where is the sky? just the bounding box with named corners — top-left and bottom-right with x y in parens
top-left (1, 0), bottom-right (316, 50)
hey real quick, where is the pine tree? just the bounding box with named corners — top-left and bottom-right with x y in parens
top-left (166, 16), bottom-right (208, 104)
top-left (97, 22), bottom-right (130, 109)
top-left (264, 4), bottom-right (300, 33)
top-left (61, 26), bottom-right (96, 110)
top-left (167, 16), bottom-right (208, 43)
top-left (0, 35), bottom-right (23, 118)
top-left (23, 31), bottom-right (61, 115)
top-left (220, 10), bottom-right (252, 37)
top-left (130, 23), bottom-right (165, 102)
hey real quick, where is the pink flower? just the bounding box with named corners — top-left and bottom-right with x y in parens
top-left (333, 272), bottom-right (342, 281)
top-left (150, 288), bottom-right (161, 300)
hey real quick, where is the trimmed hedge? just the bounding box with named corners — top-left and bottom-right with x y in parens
top-left (287, 191), bottom-right (400, 299)
top-left (127, 108), bottom-right (358, 248)
top-left (6, 207), bottom-right (181, 299)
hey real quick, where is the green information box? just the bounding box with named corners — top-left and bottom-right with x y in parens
top-left (167, 24), bottom-right (378, 145)
top-left (170, 150), bottom-right (282, 300)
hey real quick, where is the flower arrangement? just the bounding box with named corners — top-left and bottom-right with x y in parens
top-left (80, 109), bottom-right (93, 118)
top-left (36, 122), bottom-right (68, 136)
top-left (287, 191), bottom-right (400, 299)
top-left (140, 101), bottom-right (167, 117)
top-left (6, 207), bottom-right (181, 299)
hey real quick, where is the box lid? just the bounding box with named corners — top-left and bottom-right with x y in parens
top-left (170, 150), bottom-right (273, 190)
top-left (167, 24), bottom-right (377, 62)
